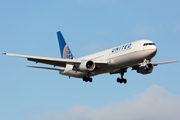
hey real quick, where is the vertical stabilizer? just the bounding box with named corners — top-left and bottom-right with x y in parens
top-left (57, 31), bottom-right (75, 59)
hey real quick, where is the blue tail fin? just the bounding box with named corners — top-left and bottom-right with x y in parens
top-left (57, 31), bottom-right (75, 59)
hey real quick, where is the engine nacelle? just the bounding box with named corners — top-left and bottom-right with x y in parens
top-left (137, 63), bottom-right (154, 75)
top-left (78, 60), bottom-right (95, 72)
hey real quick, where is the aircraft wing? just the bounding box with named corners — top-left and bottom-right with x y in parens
top-left (110, 60), bottom-right (178, 75)
top-left (131, 60), bottom-right (178, 69)
top-left (151, 60), bottom-right (178, 66)
top-left (3, 53), bottom-right (108, 67)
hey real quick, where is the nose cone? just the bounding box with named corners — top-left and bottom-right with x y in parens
top-left (150, 45), bottom-right (157, 59)
top-left (154, 44), bottom-right (157, 53)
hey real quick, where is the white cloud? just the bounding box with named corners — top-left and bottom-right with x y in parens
top-left (28, 85), bottom-right (180, 120)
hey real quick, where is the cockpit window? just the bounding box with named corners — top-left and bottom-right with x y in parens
top-left (143, 43), bottom-right (155, 46)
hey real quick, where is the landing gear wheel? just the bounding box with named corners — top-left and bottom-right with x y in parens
top-left (89, 78), bottom-right (92, 82)
top-left (123, 79), bottom-right (127, 84)
top-left (82, 77), bottom-right (93, 83)
top-left (120, 79), bottom-right (123, 84)
top-left (116, 68), bottom-right (128, 84)
top-left (117, 78), bottom-right (126, 84)
top-left (117, 78), bottom-right (120, 83)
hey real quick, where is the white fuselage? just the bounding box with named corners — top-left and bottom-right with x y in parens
top-left (60, 40), bottom-right (157, 78)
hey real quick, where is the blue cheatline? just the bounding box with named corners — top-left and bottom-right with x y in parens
top-left (57, 31), bottom-right (74, 59)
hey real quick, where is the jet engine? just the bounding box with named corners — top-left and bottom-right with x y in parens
top-left (78, 60), bottom-right (95, 72)
top-left (137, 63), bottom-right (154, 75)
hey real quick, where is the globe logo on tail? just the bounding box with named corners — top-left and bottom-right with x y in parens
top-left (63, 45), bottom-right (74, 59)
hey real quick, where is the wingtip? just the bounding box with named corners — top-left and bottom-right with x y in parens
top-left (172, 60), bottom-right (178, 63)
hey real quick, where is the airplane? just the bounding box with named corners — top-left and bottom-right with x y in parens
top-left (4, 31), bottom-right (178, 84)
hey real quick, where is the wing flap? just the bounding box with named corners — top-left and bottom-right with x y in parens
top-left (27, 58), bottom-right (66, 67)
top-left (27, 66), bottom-right (65, 71)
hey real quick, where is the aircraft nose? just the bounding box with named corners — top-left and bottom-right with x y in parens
top-left (154, 45), bottom-right (157, 53)
top-left (151, 45), bottom-right (157, 57)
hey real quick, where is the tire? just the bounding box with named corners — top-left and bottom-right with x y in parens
top-left (117, 78), bottom-right (120, 83)
top-left (89, 78), bottom-right (92, 82)
top-left (120, 79), bottom-right (123, 84)
top-left (124, 79), bottom-right (127, 84)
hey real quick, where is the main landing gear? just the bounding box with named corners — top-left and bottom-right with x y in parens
top-left (117, 68), bottom-right (127, 84)
top-left (83, 77), bottom-right (92, 82)
top-left (82, 72), bottom-right (92, 82)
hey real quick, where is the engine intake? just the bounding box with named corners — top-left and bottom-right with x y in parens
top-left (78, 60), bottom-right (95, 72)
top-left (137, 63), bottom-right (154, 75)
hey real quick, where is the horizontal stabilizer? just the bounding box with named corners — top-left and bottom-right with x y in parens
top-left (27, 66), bottom-right (65, 71)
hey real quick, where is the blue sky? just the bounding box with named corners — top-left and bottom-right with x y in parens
top-left (0, 0), bottom-right (180, 120)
